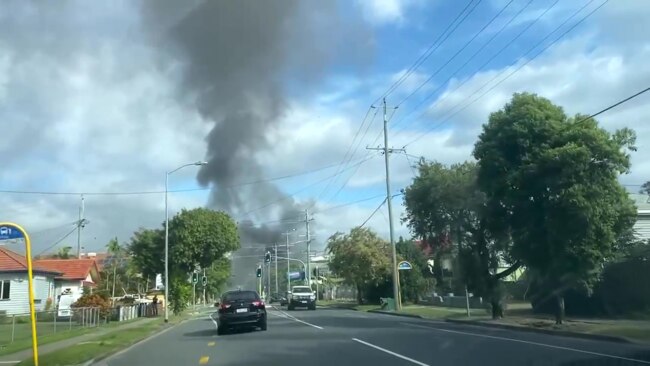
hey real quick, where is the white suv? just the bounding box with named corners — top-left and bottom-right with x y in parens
top-left (288, 286), bottom-right (316, 310)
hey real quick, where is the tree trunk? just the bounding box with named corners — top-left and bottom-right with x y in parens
top-left (555, 294), bottom-right (565, 325)
top-left (490, 297), bottom-right (503, 319)
top-left (356, 284), bottom-right (363, 305)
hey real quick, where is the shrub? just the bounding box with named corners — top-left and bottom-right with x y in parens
top-left (72, 292), bottom-right (112, 317)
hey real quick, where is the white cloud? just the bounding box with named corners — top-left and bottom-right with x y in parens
top-left (4, 0), bottom-right (650, 257)
top-left (356, 0), bottom-right (422, 25)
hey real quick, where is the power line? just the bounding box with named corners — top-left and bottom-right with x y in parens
top-left (317, 108), bottom-right (380, 203)
top-left (396, 0), bottom-right (516, 107)
top-left (404, 0), bottom-right (605, 147)
top-left (391, 0), bottom-right (538, 135)
top-left (359, 199), bottom-right (387, 229)
top-left (575, 86), bottom-right (650, 124)
top-left (237, 155), bottom-right (378, 219)
top-left (378, 0), bottom-right (481, 102)
top-left (35, 225), bottom-right (79, 257)
top-left (0, 156), bottom-right (370, 197)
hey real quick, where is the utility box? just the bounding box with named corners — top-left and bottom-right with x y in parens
top-left (380, 297), bottom-right (396, 311)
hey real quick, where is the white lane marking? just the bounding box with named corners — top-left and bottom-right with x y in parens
top-left (272, 308), bottom-right (324, 330)
top-left (0, 362), bottom-right (19, 364)
top-left (209, 312), bottom-right (219, 329)
top-left (401, 322), bottom-right (650, 365)
top-left (352, 338), bottom-right (430, 366)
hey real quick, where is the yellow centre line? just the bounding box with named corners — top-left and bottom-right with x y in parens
top-left (208, 341), bottom-right (216, 346)
top-left (199, 356), bottom-right (210, 364)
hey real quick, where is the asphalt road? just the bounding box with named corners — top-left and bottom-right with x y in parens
top-left (99, 306), bottom-right (650, 366)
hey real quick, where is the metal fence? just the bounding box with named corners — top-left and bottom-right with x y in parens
top-left (0, 304), bottom-right (161, 348)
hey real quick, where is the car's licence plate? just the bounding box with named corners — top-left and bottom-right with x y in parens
top-left (236, 308), bottom-right (248, 313)
top-left (301, 300), bottom-right (307, 303)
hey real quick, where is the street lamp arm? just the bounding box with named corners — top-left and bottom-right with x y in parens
top-left (168, 161), bottom-right (207, 175)
top-left (274, 256), bottom-right (306, 268)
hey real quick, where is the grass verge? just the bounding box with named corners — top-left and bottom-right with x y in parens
top-left (16, 315), bottom-right (189, 366)
top-left (0, 318), bottom-right (147, 357)
top-left (477, 316), bottom-right (650, 344)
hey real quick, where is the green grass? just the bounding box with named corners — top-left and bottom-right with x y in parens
top-left (15, 315), bottom-right (189, 366)
top-left (398, 305), bottom-right (478, 320)
top-left (0, 328), bottom-right (95, 357)
top-left (0, 318), bottom-right (152, 357)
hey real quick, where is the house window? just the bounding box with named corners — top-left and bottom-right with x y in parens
top-left (0, 280), bottom-right (10, 300)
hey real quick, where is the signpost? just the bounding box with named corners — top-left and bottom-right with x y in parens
top-left (395, 261), bottom-right (412, 311)
top-left (397, 261), bottom-right (412, 270)
top-left (0, 222), bottom-right (39, 366)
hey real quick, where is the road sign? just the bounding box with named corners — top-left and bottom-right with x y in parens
top-left (0, 222), bottom-right (39, 365)
top-left (397, 261), bottom-right (412, 270)
top-left (0, 225), bottom-right (25, 241)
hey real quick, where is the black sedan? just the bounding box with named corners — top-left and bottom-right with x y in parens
top-left (215, 290), bottom-right (267, 335)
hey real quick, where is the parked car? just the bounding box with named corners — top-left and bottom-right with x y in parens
top-left (287, 286), bottom-right (316, 310)
top-left (215, 289), bottom-right (267, 335)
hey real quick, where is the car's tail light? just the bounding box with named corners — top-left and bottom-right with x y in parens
top-left (220, 303), bottom-right (231, 310)
top-left (252, 300), bottom-right (265, 308)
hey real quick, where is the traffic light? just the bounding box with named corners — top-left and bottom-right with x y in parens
top-left (264, 251), bottom-right (271, 264)
top-left (202, 276), bottom-right (207, 287)
top-left (192, 272), bottom-right (198, 284)
top-left (256, 266), bottom-right (262, 278)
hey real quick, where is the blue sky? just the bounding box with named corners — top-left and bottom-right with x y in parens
top-left (1, 0), bottom-right (649, 255)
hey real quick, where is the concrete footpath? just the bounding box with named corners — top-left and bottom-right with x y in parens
top-left (0, 318), bottom-right (158, 365)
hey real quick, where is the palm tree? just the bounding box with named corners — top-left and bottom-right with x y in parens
top-left (106, 238), bottom-right (121, 301)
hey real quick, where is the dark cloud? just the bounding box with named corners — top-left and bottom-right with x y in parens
top-left (138, 0), bottom-right (373, 281)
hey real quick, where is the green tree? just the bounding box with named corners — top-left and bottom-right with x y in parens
top-left (204, 257), bottom-right (231, 301)
top-left (168, 208), bottom-right (240, 273)
top-left (326, 227), bottom-right (391, 304)
top-left (402, 160), bottom-right (518, 318)
top-left (127, 228), bottom-right (164, 280)
top-left (473, 92), bottom-right (637, 324)
top-left (55, 246), bottom-right (73, 259)
top-left (396, 237), bottom-right (434, 303)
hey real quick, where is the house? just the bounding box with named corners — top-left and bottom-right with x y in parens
top-left (34, 258), bottom-right (101, 298)
top-left (630, 193), bottom-right (650, 241)
top-left (0, 247), bottom-right (60, 315)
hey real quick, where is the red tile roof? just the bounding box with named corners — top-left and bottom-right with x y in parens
top-left (34, 259), bottom-right (99, 281)
top-left (0, 247), bottom-right (61, 274)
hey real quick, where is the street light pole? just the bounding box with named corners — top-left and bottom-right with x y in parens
top-left (274, 243), bottom-right (278, 294)
top-left (164, 161), bottom-right (207, 324)
top-left (284, 229), bottom-right (296, 293)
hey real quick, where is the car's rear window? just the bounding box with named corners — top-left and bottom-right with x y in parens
top-left (223, 291), bottom-right (258, 302)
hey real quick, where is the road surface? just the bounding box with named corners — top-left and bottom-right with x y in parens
top-left (100, 306), bottom-right (650, 366)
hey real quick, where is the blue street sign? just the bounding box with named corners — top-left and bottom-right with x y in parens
top-left (397, 261), bottom-right (412, 270)
top-left (289, 271), bottom-right (305, 280)
top-left (0, 224), bottom-right (25, 241)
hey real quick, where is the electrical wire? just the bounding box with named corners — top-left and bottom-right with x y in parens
top-left (575, 86), bottom-right (650, 124)
top-left (396, 0), bottom-right (516, 107)
top-left (391, 0), bottom-right (538, 135)
top-left (404, 0), bottom-right (606, 147)
top-left (359, 199), bottom-right (387, 229)
top-left (316, 108), bottom-right (380, 204)
top-left (0, 156), bottom-right (370, 197)
top-left (378, 0), bottom-right (481, 103)
top-left (35, 225), bottom-right (79, 257)
top-left (237, 155), bottom-right (378, 218)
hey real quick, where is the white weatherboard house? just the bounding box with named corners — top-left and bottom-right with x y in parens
top-left (630, 193), bottom-right (650, 241)
top-left (0, 247), bottom-right (60, 315)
